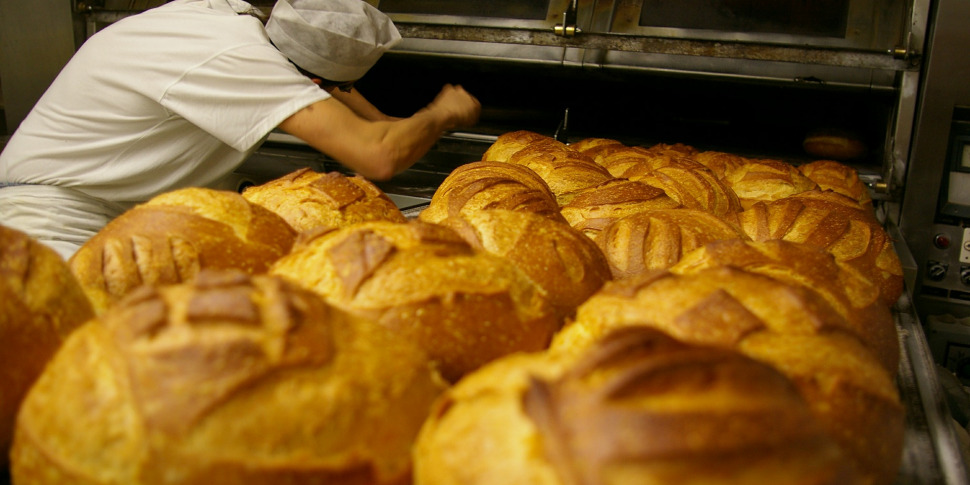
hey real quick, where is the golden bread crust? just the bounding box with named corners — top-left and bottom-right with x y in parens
top-left (554, 268), bottom-right (904, 485)
top-left (560, 179), bottom-right (681, 239)
top-left (270, 220), bottom-right (559, 382)
top-left (440, 209), bottom-right (612, 321)
top-left (242, 168), bottom-right (406, 233)
top-left (418, 161), bottom-right (564, 225)
top-left (0, 225), bottom-right (94, 467)
top-left (68, 188), bottom-right (296, 313)
top-left (724, 159), bottom-right (819, 209)
top-left (415, 327), bottom-right (861, 485)
top-left (595, 209), bottom-right (748, 279)
top-left (11, 270), bottom-right (445, 485)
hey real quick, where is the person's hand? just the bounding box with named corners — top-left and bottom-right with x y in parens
top-left (427, 84), bottom-right (481, 130)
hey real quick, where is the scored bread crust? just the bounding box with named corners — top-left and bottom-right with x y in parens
top-left (11, 270), bottom-right (445, 485)
top-left (68, 188), bottom-right (296, 314)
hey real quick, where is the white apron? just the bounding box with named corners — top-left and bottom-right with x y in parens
top-left (0, 185), bottom-right (126, 261)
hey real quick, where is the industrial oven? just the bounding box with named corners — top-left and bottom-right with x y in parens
top-left (3, 0), bottom-right (970, 482)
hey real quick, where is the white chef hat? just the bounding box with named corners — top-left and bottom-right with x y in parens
top-left (266, 0), bottom-right (401, 82)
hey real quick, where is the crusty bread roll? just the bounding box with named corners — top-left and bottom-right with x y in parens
top-left (552, 268), bottom-right (904, 485)
top-left (504, 145), bottom-right (614, 206)
top-left (482, 130), bottom-right (556, 162)
top-left (418, 161), bottom-right (565, 225)
top-left (798, 160), bottom-right (873, 208)
top-left (627, 165), bottom-right (743, 222)
top-left (11, 270), bottom-right (446, 485)
top-left (68, 188), bottom-right (296, 314)
top-left (803, 129), bottom-right (867, 160)
top-left (691, 150), bottom-right (748, 179)
top-left (439, 209), bottom-right (612, 321)
top-left (723, 158), bottom-right (820, 209)
top-left (415, 327), bottom-right (862, 485)
top-left (615, 154), bottom-right (707, 180)
top-left (566, 138), bottom-right (629, 163)
top-left (594, 208), bottom-right (748, 279)
top-left (739, 189), bottom-right (903, 306)
top-left (559, 179), bottom-right (681, 239)
top-left (0, 225), bottom-right (94, 468)
top-left (242, 168), bottom-right (406, 233)
top-left (269, 220), bottom-right (559, 382)
top-left (672, 238), bottom-right (898, 373)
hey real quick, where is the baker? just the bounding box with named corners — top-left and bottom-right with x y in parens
top-left (0, 0), bottom-right (481, 260)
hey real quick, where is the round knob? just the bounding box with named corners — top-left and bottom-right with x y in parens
top-left (961, 267), bottom-right (970, 286)
top-left (927, 261), bottom-right (948, 281)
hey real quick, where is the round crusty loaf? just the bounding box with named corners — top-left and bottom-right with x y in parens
top-left (482, 130), bottom-right (555, 162)
top-left (0, 225), bottom-right (94, 468)
top-left (552, 268), bottom-right (904, 485)
top-left (418, 161), bottom-right (564, 225)
top-left (595, 208), bottom-right (748, 279)
top-left (723, 158), bottom-right (819, 209)
top-left (505, 142), bottom-right (614, 206)
top-left (690, 150), bottom-right (748, 180)
top-left (802, 129), bottom-right (867, 161)
top-left (242, 168), bottom-right (406, 233)
top-left (798, 160), bottom-right (873, 208)
top-left (439, 209), bottom-right (612, 321)
top-left (671, 239), bottom-right (898, 373)
top-left (69, 187), bottom-right (296, 314)
top-left (626, 165), bottom-right (743, 223)
top-left (269, 220), bottom-right (560, 383)
top-left (10, 270), bottom-right (446, 485)
top-left (415, 326), bottom-right (861, 485)
top-left (560, 179), bottom-right (681, 239)
top-left (739, 189), bottom-right (903, 306)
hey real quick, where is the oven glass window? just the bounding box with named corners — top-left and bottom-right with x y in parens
top-left (638, 0), bottom-right (850, 37)
top-left (377, 0), bottom-right (549, 19)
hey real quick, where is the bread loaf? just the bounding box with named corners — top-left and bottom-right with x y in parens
top-left (595, 208), bottom-right (748, 279)
top-left (798, 160), bottom-right (873, 208)
top-left (566, 137), bottom-right (624, 155)
top-left (559, 179), bottom-right (680, 239)
top-left (803, 129), bottom-right (867, 160)
top-left (723, 158), bottom-right (819, 209)
top-left (0, 225), bottom-right (94, 468)
top-left (506, 143), bottom-right (613, 206)
top-left (68, 188), bottom-right (295, 314)
top-left (415, 327), bottom-right (862, 485)
top-left (269, 220), bottom-right (559, 382)
top-left (10, 270), bottom-right (446, 485)
top-left (418, 161), bottom-right (564, 225)
top-left (439, 209), bottom-right (612, 321)
top-left (242, 168), bottom-right (406, 233)
top-left (691, 150), bottom-right (748, 179)
top-left (671, 239), bottom-right (898, 373)
top-left (552, 267), bottom-right (904, 485)
top-left (739, 189), bottom-right (903, 306)
top-left (627, 165), bottom-right (743, 222)
top-left (482, 130), bottom-right (556, 162)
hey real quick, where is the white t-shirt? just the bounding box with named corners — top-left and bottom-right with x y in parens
top-left (0, 0), bottom-right (330, 257)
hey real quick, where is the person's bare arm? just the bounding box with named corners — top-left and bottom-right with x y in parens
top-left (279, 84), bottom-right (480, 180)
top-left (325, 86), bottom-right (401, 122)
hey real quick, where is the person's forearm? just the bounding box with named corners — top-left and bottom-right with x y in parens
top-left (329, 88), bottom-right (400, 122)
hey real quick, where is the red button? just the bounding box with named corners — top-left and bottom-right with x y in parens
top-left (935, 234), bottom-right (951, 249)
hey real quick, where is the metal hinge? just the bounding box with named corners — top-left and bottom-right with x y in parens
top-left (553, 0), bottom-right (582, 37)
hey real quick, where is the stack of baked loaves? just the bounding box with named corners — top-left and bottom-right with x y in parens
top-left (1, 129), bottom-right (904, 485)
